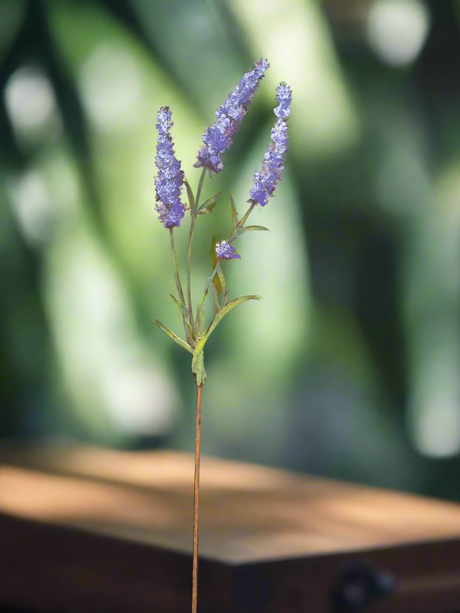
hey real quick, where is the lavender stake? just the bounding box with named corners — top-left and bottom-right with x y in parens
top-left (152, 62), bottom-right (291, 613)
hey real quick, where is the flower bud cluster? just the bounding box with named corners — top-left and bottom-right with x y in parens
top-left (155, 107), bottom-right (185, 228)
top-left (216, 240), bottom-right (240, 260)
top-left (195, 59), bottom-right (269, 174)
top-left (249, 83), bottom-right (292, 206)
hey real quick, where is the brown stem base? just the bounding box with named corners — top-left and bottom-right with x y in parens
top-left (192, 384), bottom-right (203, 613)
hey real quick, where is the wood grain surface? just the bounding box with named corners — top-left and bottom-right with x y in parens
top-left (1, 444), bottom-right (460, 563)
top-left (1, 444), bottom-right (460, 613)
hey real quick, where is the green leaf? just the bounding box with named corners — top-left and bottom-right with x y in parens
top-left (206, 295), bottom-right (261, 339)
top-left (184, 177), bottom-right (195, 210)
top-left (152, 318), bottom-right (194, 354)
top-left (196, 303), bottom-right (207, 336)
top-left (199, 192), bottom-right (221, 212)
top-left (210, 233), bottom-right (223, 296)
top-left (169, 293), bottom-right (188, 317)
top-left (169, 294), bottom-right (194, 341)
top-left (229, 192), bottom-right (238, 232)
top-left (239, 225), bottom-right (270, 234)
top-left (198, 208), bottom-right (213, 216)
top-left (210, 282), bottom-right (220, 313)
top-left (216, 264), bottom-right (226, 299)
top-left (190, 297), bottom-right (259, 385)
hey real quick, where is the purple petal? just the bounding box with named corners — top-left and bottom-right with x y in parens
top-left (195, 59), bottom-right (270, 174)
top-left (154, 106), bottom-right (185, 228)
top-left (216, 240), bottom-right (240, 260)
top-left (249, 83), bottom-right (291, 206)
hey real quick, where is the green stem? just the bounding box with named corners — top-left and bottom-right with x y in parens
top-left (170, 228), bottom-right (185, 304)
top-left (194, 169), bottom-right (207, 215)
top-left (197, 197), bottom-right (256, 314)
top-left (199, 261), bottom-right (220, 308)
top-left (238, 202), bottom-right (256, 229)
top-left (170, 228), bottom-right (193, 345)
top-left (228, 202), bottom-right (256, 245)
top-left (198, 201), bottom-right (256, 308)
top-left (186, 169), bottom-right (207, 325)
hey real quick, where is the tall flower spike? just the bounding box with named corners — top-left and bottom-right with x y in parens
top-left (155, 106), bottom-right (185, 228)
top-left (249, 83), bottom-right (292, 206)
top-left (195, 59), bottom-right (270, 175)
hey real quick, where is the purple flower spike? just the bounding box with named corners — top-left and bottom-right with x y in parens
top-left (195, 59), bottom-right (270, 174)
top-left (216, 240), bottom-right (240, 260)
top-left (155, 106), bottom-right (185, 228)
top-left (249, 83), bottom-right (292, 207)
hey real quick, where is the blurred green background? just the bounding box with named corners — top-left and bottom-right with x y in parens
top-left (2, 0), bottom-right (460, 500)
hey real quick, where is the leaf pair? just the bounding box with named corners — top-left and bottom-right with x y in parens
top-left (191, 293), bottom-right (260, 385)
top-left (198, 192), bottom-right (221, 216)
top-left (185, 177), bottom-right (221, 216)
top-left (153, 294), bottom-right (261, 385)
top-left (230, 192), bottom-right (269, 235)
top-left (152, 317), bottom-right (194, 354)
top-left (169, 294), bottom-right (194, 342)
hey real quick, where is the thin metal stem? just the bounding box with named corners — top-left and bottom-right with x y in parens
top-left (191, 384), bottom-right (203, 613)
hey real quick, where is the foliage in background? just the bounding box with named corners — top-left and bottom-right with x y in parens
top-left (2, 0), bottom-right (460, 501)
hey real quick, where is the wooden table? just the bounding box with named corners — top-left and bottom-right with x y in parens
top-left (1, 445), bottom-right (460, 612)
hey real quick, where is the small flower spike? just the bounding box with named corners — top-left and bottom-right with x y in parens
top-left (249, 83), bottom-right (292, 206)
top-left (195, 59), bottom-right (270, 174)
top-left (216, 240), bottom-right (240, 260)
top-left (155, 106), bottom-right (185, 228)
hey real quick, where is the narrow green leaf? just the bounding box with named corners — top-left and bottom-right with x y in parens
top-left (239, 225), bottom-right (270, 234)
top-left (216, 264), bottom-right (226, 299)
top-left (196, 303), bottom-right (207, 336)
top-left (210, 282), bottom-right (220, 313)
top-left (199, 192), bottom-right (221, 212)
top-left (169, 293), bottom-right (188, 317)
top-left (169, 294), bottom-right (195, 341)
top-left (152, 318), bottom-right (194, 354)
top-left (198, 208), bottom-right (213, 216)
top-left (211, 233), bottom-right (223, 295)
top-left (193, 296), bottom-right (254, 385)
top-left (229, 192), bottom-right (238, 232)
top-left (206, 295), bottom-right (261, 339)
top-left (184, 177), bottom-right (195, 210)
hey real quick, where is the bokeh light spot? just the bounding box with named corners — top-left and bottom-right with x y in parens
top-left (366, 0), bottom-right (430, 67)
